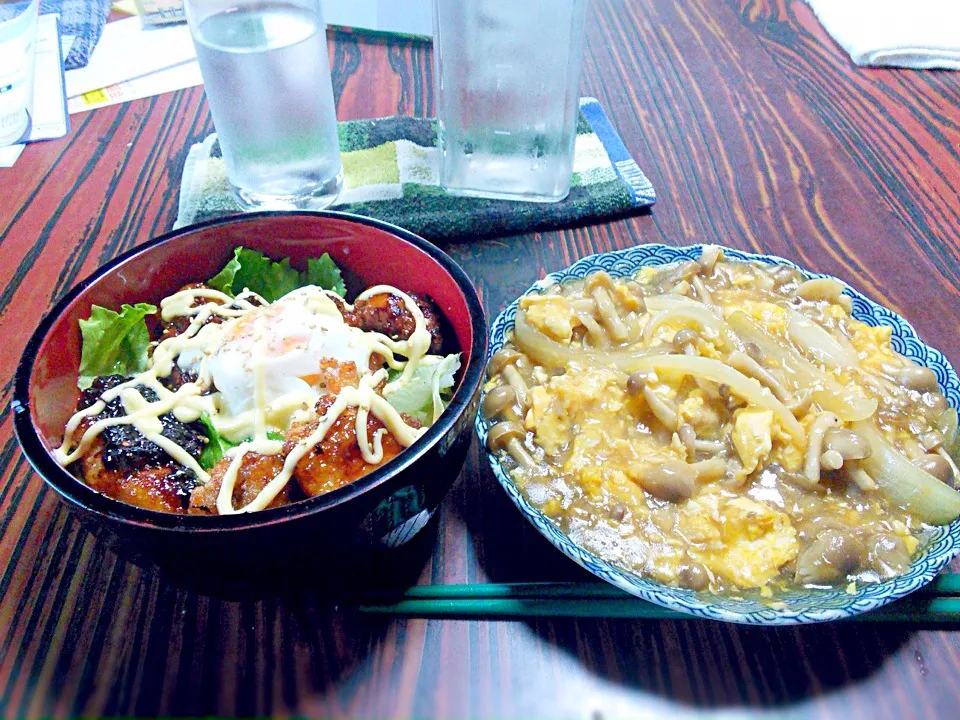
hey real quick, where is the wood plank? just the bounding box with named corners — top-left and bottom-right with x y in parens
top-left (1, 0), bottom-right (959, 715)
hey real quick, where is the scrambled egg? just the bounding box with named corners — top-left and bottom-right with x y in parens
top-left (695, 338), bottom-right (724, 360)
top-left (770, 424), bottom-right (804, 472)
top-left (732, 409), bottom-right (774, 479)
top-left (529, 366), bottom-right (681, 477)
top-left (527, 360), bottom-right (804, 590)
top-left (496, 261), bottom-right (937, 595)
top-left (849, 322), bottom-right (896, 369)
top-left (520, 295), bottom-right (579, 342)
top-left (678, 491), bottom-right (798, 588)
top-left (528, 385), bottom-right (567, 455)
top-left (676, 391), bottom-right (720, 432)
top-left (726, 300), bottom-right (789, 334)
top-left (636, 267), bottom-right (660, 283)
top-left (677, 393), bottom-right (706, 427)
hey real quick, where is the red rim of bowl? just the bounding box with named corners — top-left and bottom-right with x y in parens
top-left (11, 211), bottom-right (488, 534)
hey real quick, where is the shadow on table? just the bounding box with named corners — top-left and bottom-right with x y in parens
top-left (451, 446), bottom-right (914, 710)
top-left (34, 511), bottom-right (441, 717)
top-left (75, 492), bottom-right (442, 601)
top-left (523, 616), bottom-right (913, 709)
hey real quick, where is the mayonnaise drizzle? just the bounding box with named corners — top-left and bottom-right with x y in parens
top-left (159, 287), bottom-right (261, 322)
top-left (56, 282), bottom-right (436, 514)
top-left (353, 285), bottom-right (433, 393)
top-left (216, 370), bottom-right (427, 514)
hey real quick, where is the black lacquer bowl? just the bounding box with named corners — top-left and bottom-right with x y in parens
top-left (12, 212), bottom-right (486, 591)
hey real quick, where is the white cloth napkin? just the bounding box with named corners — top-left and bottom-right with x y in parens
top-left (806, 0), bottom-right (960, 70)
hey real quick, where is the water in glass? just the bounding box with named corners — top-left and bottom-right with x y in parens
top-left (190, 0), bottom-right (342, 210)
top-left (433, 0), bottom-right (588, 202)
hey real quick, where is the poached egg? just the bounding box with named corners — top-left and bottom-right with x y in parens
top-left (179, 287), bottom-right (375, 435)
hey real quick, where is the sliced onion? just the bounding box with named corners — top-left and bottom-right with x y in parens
top-left (643, 296), bottom-right (740, 350)
top-left (645, 295), bottom-right (710, 312)
top-left (786, 309), bottom-right (859, 369)
top-left (936, 407), bottom-right (960, 465)
top-left (515, 310), bottom-right (803, 438)
top-left (643, 305), bottom-right (724, 344)
top-left (514, 309), bottom-right (664, 370)
top-left (643, 355), bottom-right (804, 439)
top-left (809, 390), bottom-right (877, 424)
top-left (853, 421), bottom-right (960, 525)
top-left (727, 312), bottom-right (876, 422)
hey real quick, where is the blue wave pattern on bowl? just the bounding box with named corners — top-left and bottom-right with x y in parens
top-left (475, 244), bottom-right (960, 624)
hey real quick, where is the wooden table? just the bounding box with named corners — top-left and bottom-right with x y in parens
top-left (3, 0), bottom-right (960, 716)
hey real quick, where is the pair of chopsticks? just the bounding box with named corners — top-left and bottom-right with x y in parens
top-left (351, 575), bottom-right (960, 623)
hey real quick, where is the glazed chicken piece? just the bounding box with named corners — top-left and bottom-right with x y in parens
top-left (73, 375), bottom-right (207, 513)
top-left (158, 282), bottom-right (226, 342)
top-left (286, 394), bottom-right (420, 497)
top-left (306, 358), bottom-right (361, 394)
top-left (335, 292), bottom-right (444, 354)
top-left (189, 451), bottom-right (293, 514)
top-left (190, 359), bottom-right (375, 513)
top-left (81, 441), bottom-right (197, 513)
top-left (160, 364), bottom-right (199, 392)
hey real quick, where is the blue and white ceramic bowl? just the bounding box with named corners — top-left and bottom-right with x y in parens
top-left (476, 243), bottom-right (960, 625)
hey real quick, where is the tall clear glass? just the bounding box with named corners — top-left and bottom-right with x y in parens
top-left (433, 0), bottom-right (588, 203)
top-left (185, 0), bottom-right (343, 210)
top-left (0, 0), bottom-right (39, 147)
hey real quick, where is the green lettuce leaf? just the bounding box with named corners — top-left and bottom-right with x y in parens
top-left (305, 254), bottom-right (346, 296)
top-left (198, 416), bottom-right (286, 470)
top-left (206, 248), bottom-right (243, 295)
top-left (78, 302), bottom-right (157, 389)
top-left (198, 412), bottom-right (237, 469)
top-left (207, 247), bottom-right (345, 302)
top-left (383, 353), bottom-right (461, 426)
top-left (386, 367), bottom-right (403, 383)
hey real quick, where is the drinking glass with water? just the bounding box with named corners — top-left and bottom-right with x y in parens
top-left (185, 0), bottom-right (343, 210)
top-left (433, 0), bottom-right (588, 203)
top-left (0, 0), bottom-right (38, 147)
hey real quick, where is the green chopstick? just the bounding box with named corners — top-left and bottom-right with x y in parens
top-left (356, 596), bottom-right (960, 622)
top-left (356, 574), bottom-right (960, 600)
top-left (350, 574), bottom-right (960, 623)
top-left (357, 596), bottom-right (688, 619)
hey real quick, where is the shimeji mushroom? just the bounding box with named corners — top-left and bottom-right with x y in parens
top-left (912, 453), bottom-right (955, 486)
top-left (486, 421), bottom-right (538, 472)
top-left (795, 528), bottom-right (866, 585)
top-left (481, 384), bottom-right (518, 421)
top-left (896, 363), bottom-right (939, 394)
top-left (487, 348), bottom-right (532, 412)
top-left (803, 412), bottom-right (842, 485)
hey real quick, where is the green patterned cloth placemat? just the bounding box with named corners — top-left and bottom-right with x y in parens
top-left (175, 97), bottom-right (656, 242)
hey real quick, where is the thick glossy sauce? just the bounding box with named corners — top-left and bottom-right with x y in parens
top-left (484, 253), bottom-right (958, 595)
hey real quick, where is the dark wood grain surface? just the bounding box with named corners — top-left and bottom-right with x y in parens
top-left (3, 0), bottom-right (960, 716)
